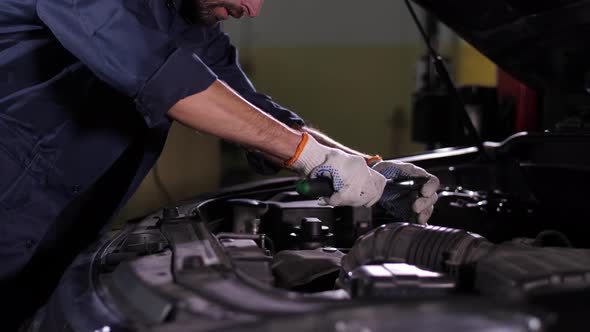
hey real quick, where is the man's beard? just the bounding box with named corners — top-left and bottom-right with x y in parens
top-left (182, 0), bottom-right (242, 26)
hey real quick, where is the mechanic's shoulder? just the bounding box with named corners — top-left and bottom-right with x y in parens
top-left (36, 0), bottom-right (180, 32)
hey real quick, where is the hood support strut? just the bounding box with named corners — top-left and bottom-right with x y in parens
top-left (406, 0), bottom-right (490, 162)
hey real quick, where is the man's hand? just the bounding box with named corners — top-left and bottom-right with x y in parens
top-left (372, 161), bottom-right (440, 224)
top-left (289, 134), bottom-right (386, 207)
top-left (168, 81), bottom-right (384, 208)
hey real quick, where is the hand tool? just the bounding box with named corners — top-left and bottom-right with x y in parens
top-left (296, 176), bottom-right (430, 223)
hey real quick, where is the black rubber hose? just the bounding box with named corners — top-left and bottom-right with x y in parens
top-left (341, 223), bottom-right (590, 298)
top-left (341, 223), bottom-right (493, 279)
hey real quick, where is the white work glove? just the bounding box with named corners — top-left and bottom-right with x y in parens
top-left (289, 134), bottom-right (386, 207)
top-left (372, 161), bottom-right (440, 224)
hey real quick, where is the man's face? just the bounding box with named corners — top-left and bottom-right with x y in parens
top-left (195, 0), bottom-right (264, 25)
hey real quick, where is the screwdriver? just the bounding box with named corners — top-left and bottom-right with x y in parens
top-left (296, 176), bottom-right (429, 197)
top-left (296, 176), bottom-right (429, 224)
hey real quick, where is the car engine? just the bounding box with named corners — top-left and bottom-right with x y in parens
top-left (28, 132), bottom-right (590, 332)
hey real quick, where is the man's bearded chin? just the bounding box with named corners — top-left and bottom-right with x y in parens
top-left (182, 0), bottom-right (238, 26)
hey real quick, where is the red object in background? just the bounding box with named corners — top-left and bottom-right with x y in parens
top-left (497, 69), bottom-right (539, 132)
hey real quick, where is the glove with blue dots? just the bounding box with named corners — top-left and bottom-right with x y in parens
top-left (290, 135), bottom-right (386, 207)
top-left (372, 161), bottom-right (440, 224)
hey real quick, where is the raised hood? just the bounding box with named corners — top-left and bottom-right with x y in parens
top-left (412, 0), bottom-right (590, 97)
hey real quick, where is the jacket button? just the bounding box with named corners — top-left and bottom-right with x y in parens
top-left (165, 0), bottom-right (175, 10)
top-left (72, 185), bottom-right (81, 195)
top-left (25, 240), bottom-right (36, 249)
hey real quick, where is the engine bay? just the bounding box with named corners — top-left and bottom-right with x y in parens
top-left (31, 132), bottom-right (590, 332)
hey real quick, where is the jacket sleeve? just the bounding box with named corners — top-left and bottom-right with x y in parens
top-left (37, 0), bottom-right (218, 128)
top-left (194, 25), bottom-right (305, 128)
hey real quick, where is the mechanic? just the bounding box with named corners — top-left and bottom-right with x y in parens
top-left (0, 0), bottom-right (438, 327)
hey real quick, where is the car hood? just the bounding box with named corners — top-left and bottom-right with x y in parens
top-left (412, 0), bottom-right (590, 96)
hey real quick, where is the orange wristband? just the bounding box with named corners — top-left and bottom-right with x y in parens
top-left (284, 132), bottom-right (309, 168)
top-left (366, 155), bottom-right (383, 167)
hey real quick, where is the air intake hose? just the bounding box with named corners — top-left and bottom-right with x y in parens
top-left (341, 223), bottom-right (493, 278)
top-left (341, 223), bottom-right (590, 298)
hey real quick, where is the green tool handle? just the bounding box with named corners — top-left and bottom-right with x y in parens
top-left (296, 177), bottom-right (334, 197)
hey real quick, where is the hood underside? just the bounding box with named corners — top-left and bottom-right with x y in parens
top-left (412, 0), bottom-right (590, 96)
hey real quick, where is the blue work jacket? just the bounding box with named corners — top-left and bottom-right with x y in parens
top-left (0, 0), bottom-right (304, 281)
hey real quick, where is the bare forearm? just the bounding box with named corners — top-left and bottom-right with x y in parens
top-left (167, 80), bottom-right (301, 161)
